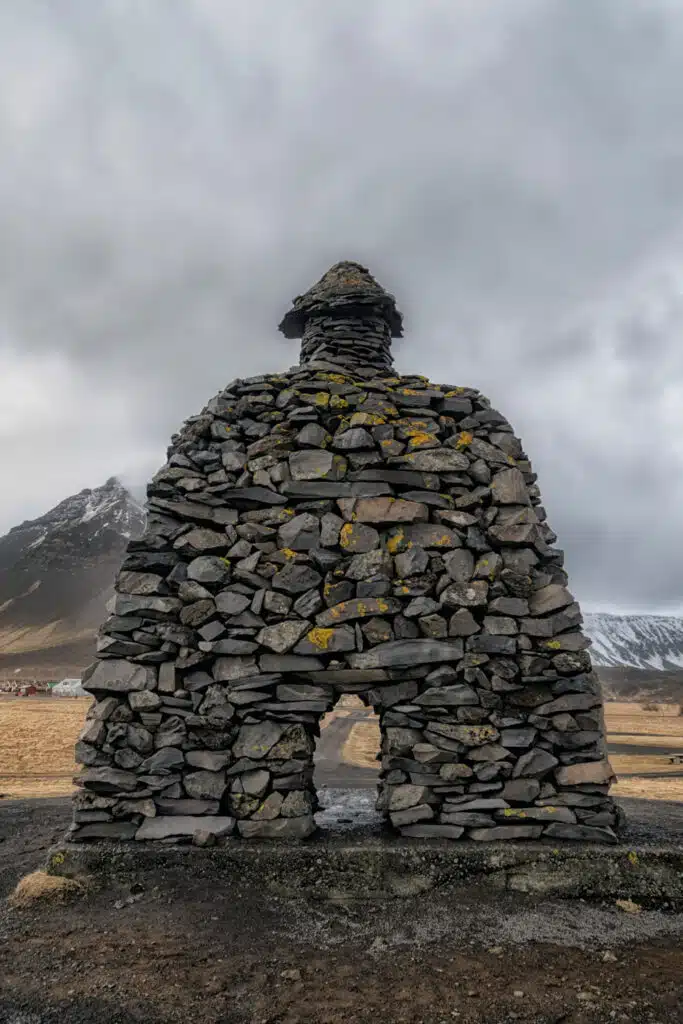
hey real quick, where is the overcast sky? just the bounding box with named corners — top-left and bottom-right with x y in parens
top-left (1, 0), bottom-right (683, 614)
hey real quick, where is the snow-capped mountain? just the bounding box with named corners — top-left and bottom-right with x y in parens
top-left (0, 478), bottom-right (145, 677)
top-left (583, 612), bottom-right (683, 671)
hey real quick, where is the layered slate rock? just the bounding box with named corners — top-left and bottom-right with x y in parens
top-left (69, 261), bottom-right (620, 844)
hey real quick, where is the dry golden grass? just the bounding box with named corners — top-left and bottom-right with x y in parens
top-left (339, 701), bottom-right (683, 801)
top-left (0, 696), bottom-right (91, 798)
top-left (341, 719), bottom-right (380, 769)
top-left (7, 870), bottom-right (84, 906)
top-left (0, 696), bottom-right (681, 802)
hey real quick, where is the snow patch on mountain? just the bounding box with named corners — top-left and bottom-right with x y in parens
top-left (583, 612), bottom-right (683, 670)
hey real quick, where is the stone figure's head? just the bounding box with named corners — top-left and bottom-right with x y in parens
top-left (278, 260), bottom-right (403, 339)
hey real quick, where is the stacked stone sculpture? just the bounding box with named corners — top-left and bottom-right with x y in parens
top-left (69, 261), bottom-right (620, 845)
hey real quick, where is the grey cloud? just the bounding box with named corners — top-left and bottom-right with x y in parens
top-left (1, 0), bottom-right (683, 610)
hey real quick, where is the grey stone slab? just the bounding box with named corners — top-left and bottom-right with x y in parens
top-left (183, 770), bottom-right (227, 800)
top-left (512, 749), bottom-right (559, 778)
top-left (83, 660), bottom-right (156, 695)
top-left (257, 620), bottom-right (311, 654)
top-left (289, 450), bottom-right (347, 481)
top-left (154, 798), bottom-right (220, 815)
top-left (413, 684), bottom-right (477, 706)
top-left (136, 816), bottom-right (235, 840)
top-left (398, 824), bottom-right (465, 839)
top-left (468, 825), bottom-right (543, 841)
top-left (348, 639), bottom-right (464, 670)
top-left (237, 816), bottom-right (316, 838)
top-left (543, 822), bottom-right (618, 844)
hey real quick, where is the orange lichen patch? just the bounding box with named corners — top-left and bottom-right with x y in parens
top-left (455, 431), bottom-right (473, 449)
top-left (304, 627), bottom-right (335, 650)
top-left (407, 432), bottom-right (438, 448)
top-left (399, 419), bottom-right (433, 432)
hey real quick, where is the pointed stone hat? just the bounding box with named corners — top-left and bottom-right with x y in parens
top-left (278, 260), bottom-right (404, 339)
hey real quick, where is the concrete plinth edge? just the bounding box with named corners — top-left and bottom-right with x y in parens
top-left (45, 837), bottom-right (683, 905)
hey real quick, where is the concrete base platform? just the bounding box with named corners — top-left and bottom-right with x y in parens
top-left (46, 789), bottom-right (683, 906)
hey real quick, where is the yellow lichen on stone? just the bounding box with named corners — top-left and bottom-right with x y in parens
top-left (445, 387), bottom-right (466, 395)
top-left (330, 395), bottom-right (349, 410)
top-left (339, 523), bottom-right (354, 549)
top-left (544, 640), bottom-right (562, 650)
top-left (377, 599), bottom-right (390, 612)
top-left (306, 627), bottom-right (335, 649)
top-left (280, 548), bottom-right (298, 560)
top-left (318, 372), bottom-right (348, 384)
top-left (351, 412), bottom-right (385, 427)
top-left (455, 431), bottom-right (473, 449)
top-left (386, 530), bottom-right (405, 555)
top-left (628, 851), bottom-right (639, 866)
top-left (314, 392), bottom-right (330, 407)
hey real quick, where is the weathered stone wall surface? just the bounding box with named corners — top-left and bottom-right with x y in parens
top-left (69, 262), bottom-right (619, 845)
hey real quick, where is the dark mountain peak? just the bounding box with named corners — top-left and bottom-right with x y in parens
top-left (0, 480), bottom-right (146, 676)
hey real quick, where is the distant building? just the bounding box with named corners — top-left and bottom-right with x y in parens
top-left (52, 678), bottom-right (88, 697)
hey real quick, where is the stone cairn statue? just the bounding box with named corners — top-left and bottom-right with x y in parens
top-left (70, 261), bottom-right (621, 844)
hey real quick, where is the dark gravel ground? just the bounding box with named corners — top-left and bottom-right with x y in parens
top-left (1, 795), bottom-right (682, 1024)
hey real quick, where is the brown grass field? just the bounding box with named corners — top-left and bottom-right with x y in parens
top-left (340, 700), bottom-right (683, 802)
top-left (0, 695), bottom-right (682, 801)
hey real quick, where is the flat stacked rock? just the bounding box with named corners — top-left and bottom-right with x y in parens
top-left (69, 261), bottom-right (621, 845)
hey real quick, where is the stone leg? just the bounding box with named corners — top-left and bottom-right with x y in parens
top-left (371, 670), bottom-right (622, 842)
top-left (228, 676), bottom-right (336, 839)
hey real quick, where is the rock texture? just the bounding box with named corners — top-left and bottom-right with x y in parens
top-left (68, 261), bottom-right (620, 844)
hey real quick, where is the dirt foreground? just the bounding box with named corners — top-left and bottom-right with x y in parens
top-left (1, 798), bottom-right (682, 1024)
